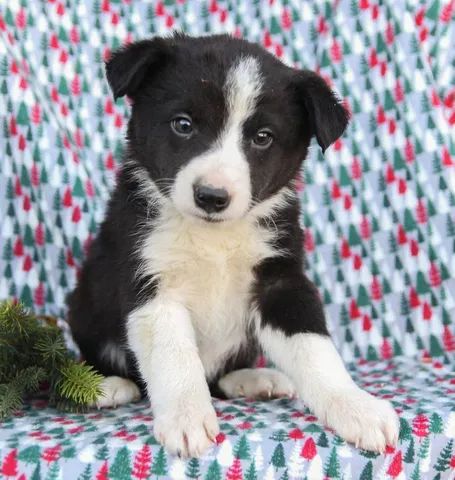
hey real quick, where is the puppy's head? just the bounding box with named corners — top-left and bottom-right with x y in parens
top-left (106, 34), bottom-right (348, 223)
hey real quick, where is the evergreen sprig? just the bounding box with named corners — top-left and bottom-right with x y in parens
top-left (0, 301), bottom-right (103, 419)
top-left (57, 362), bottom-right (103, 405)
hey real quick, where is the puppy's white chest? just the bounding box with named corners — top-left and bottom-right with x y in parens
top-left (140, 210), bottom-right (276, 377)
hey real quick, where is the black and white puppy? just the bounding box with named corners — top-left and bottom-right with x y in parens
top-left (68, 33), bottom-right (399, 457)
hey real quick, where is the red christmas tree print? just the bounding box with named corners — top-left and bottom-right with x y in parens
top-left (331, 180), bottom-right (342, 199)
top-left (397, 224), bottom-right (407, 244)
top-left (362, 314), bottom-right (372, 332)
top-left (387, 451), bottom-right (403, 477)
top-left (341, 238), bottom-right (351, 258)
top-left (281, 8), bottom-right (292, 29)
top-left (386, 163), bottom-right (395, 183)
top-left (288, 428), bottom-right (304, 440)
top-left (34, 283), bottom-right (45, 307)
top-left (360, 216), bottom-right (371, 239)
top-left (409, 287), bottom-right (421, 308)
top-left (62, 187), bottom-right (73, 207)
top-left (72, 205), bottom-right (81, 223)
top-left (409, 239), bottom-right (419, 257)
top-left (35, 223), bottom-right (45, 246)
top-left (304, 229), bottom-right (315, 252)
top-left (371, 276), bottom-right (382, 300)
top-left (301, 437), bottom-right (317, 460)
top-left (226, 458), bottom-right (242, 480)
top-left (380, 338), bottom-right (393, 360)
top-left (10, 116), bottom-right (18, 136)
top-left (330, 39), bottom-right (342, 62)
top-left (429, 263), bottom-right (441, 287)
top-left (443, 325), bottom-right (455, 352)
top-left (442, 147), bottom-right (453, 166)
top-left (132, 444), bottom-right (152, 479)
top-left (351, 157), bottom-right (362, 180)
top-left (349, 299), bottom-right (361, 319)
top-left (404, 139), bottom-right (415, 162)
top-left (412, 414), bottom-right (429, 438)
top-left (96, 460), bottom-right (109, 480)
top-left (416, 200), bottom-right (427, 224)
top-left (41, 445), bottom-right (61, 463)
top-left (31, 163), bottom-right (40, 186)
top-left (422, 302), bottom-right (432, 321)
top-left (1, 449), bottom-right (18, 477)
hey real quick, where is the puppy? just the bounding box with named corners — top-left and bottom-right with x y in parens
top-left (68, 33), bottom-right (399, 458)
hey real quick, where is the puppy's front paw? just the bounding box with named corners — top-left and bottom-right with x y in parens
top-left (322, 388), bottom-right (399, 453)
top-left (154, 401), bottom-right (219, 458)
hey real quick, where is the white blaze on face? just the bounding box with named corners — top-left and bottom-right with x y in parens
top-left (172, 56), bottom-right (263, 221)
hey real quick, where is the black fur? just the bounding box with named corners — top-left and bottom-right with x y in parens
top-left (253, 198), bottom-right (329, 336)
top-left (68, 33), bottom-right (347, 393)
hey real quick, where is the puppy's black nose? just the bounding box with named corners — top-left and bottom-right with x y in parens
top-left (193, 184), bottom-right (231, 213)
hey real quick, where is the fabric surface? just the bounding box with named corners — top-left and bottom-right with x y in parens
top-left (0, 0), bottom-right (454, 478)
top-left (1, 358), bottom-right (455, 479)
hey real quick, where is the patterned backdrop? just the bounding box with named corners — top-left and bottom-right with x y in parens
top-left (0, 0), bottom-right (454, 479)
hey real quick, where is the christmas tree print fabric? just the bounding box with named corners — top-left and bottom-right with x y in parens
top-left (0, 0), bottom-right (454, 478)
top-left (1, 359), bottom-right (455, 479)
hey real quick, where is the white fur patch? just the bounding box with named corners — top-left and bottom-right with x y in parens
top-left (126, 160), bottom-right (166, 215)
top-left (256, 325), bottom-right (399, 452)
top-left (172, 57), bottom-right (263, 222)
top-left (249, 185), bottom-right (296, 220)
top-left (100, 342), bottom-right (128, 375)
top-left (137, 203), bottom-right (279, 380)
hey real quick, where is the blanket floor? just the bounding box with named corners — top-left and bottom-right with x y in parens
top-left (1, 358), bottom-right (454, 479)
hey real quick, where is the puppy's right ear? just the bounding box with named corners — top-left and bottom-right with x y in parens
top-left (105, 38), bottom-right (170, 101)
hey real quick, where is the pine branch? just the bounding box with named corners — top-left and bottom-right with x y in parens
top-left (34, 330), bottom-right (67, 366)
top-left (57, 361), bottom-right (103, 406)
top-left (0, 302), bottom-right (35, 338)
top-left (0, 301), bottom-right (104, 418)
top-left (12, 366), bottom-right (47, 393)
top-left (0, 345), bottom-right (18, 382)
top-left (0, 384), bottom-right (23, 420)
top-left (55, 398), bottom-right (90, 414)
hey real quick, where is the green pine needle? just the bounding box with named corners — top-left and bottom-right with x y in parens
top-left (0, 366), bottom-right (47, 419)
top-left (0, 301), bottom-right (104, 418)
top-left (57, 361), bottom-right (103, 405)
top-left (0, 383), bottom-right (23, 420)
top-left (0, 301), bottom-right (33, 338)
top-left (12, 366), bottom-right (47, 393)
top-left (34, 332), bottom-right (67, 365)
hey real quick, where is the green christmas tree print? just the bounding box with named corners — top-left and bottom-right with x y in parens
top-left (151, 446), bottom-right (168, 477)
top-left (109, 447), bottom-right (131, 480)
top-left (0, 0), bottom-right (455, 479)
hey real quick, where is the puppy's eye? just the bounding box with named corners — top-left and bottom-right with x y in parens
top-left (171, 115), bottom-right (193, 137)
top-left (252, 129), bottom-right (273, 149)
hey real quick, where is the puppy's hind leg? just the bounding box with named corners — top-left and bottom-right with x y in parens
top-left (93, 376), bottom-right (141, 409)
top-left (218, 368), bottom-right (296, 400)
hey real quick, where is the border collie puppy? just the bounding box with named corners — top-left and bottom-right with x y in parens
top-left (68, 33), bottom-right (398, 458)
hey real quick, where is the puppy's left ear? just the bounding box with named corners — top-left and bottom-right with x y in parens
top-left (292, 70), bottom-right (349, 153)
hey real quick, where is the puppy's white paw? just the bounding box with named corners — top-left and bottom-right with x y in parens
top-left (322, 387), bottom-right (399, 453)
top-left (218, 368), bottom-right (296, 400)
top-left (94, 376), bottom-right (141, 408)
top-left (154, 400), bottom-right (219, 458)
